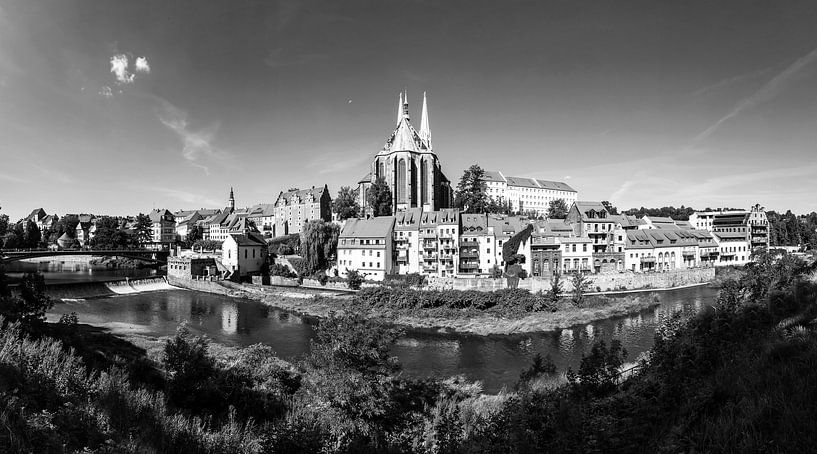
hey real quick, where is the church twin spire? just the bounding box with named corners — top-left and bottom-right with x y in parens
top-left (394, 90), bottom-right (432, 151)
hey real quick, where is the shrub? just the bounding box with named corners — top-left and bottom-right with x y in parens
top-left (269, 263), bottom-right (297, 278)
top-left (346, 269), bottom-right (364, 290)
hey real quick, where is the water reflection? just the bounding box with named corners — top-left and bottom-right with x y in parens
top-left (47, 285), bottom-right (718, 393)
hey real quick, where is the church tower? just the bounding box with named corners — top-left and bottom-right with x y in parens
top-left (228, 187), bottom-right (235, 212)
top-left (357, 92), bottom-right (453, 215)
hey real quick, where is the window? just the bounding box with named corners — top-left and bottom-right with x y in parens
top-left (572, 244), bottom-right (576, 252)
top-left (376, 251), bottom-right (380, 257)
top-left (582, 244), bottom-right (587, 252)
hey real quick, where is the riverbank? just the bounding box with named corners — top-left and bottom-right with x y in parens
top-left (167, 276), bottom-right (663, 335)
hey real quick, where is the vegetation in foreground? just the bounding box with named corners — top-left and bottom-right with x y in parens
top-left (2, 251), bottom-right (817, 452)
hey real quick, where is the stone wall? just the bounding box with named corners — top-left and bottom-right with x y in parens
top-left (428, 268), bottom-right (715, 293)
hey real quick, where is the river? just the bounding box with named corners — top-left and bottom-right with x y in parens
top-left (45, 277), bottom-right (717, 393)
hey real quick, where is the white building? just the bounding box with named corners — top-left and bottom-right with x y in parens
top-left (419, 209), bottom-right (460, 277)
top-left (337, 216), bottom-right (396, 281)
top-left (483, 170), bottom-right (577, 216)
top-left (713, 232), bottom-right (751, 266)
top-left (221, 232), bottom-right (267, 279)
top-left (394, 209), bottom-right (422, 274)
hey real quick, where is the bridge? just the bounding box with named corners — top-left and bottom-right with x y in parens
top-left (0, 249), bottom-right (169, 264)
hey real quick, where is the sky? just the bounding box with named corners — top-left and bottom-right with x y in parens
top-left (1, 0), bottom-right (817, 220)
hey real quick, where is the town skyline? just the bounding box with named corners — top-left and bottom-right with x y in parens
top-left (2, 0), bottom-right (817, 220)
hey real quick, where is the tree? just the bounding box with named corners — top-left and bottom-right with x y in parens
top-left (192, 239), bottom-right (221, 252)
top-left (489, 264), bottom-right (504, 278)
top-left (570, 271), bottom-right (591, 307)
top-left (548, 272), bottom-right (563, 304)
top-left (0, 271), bottom-right (53, 332)
top-left (300, 219), bottom-right (340, 275)
top-left (133, 213), bottom-right (153, 245)
top-left (333, 186), bottom-right (360, 220)
top-left (367, 177), bottom-right (393, 217)
top-left (90, 216), bottom-right (134, 249)
top-left (547, 199), bottom-right (569, 219)
top-left (163, 323), bottom-right (216, 409)
top-left (601, 201), bottom-right (619, 215)
top-left (23, 220), bottom-right (41, 248)
top-left (185, 224), bottom-right (202, 247)
top-left (486, 197), bottom-right (512, 215)
top-left (454, 164), bottom-right (489, 214)
top-left (2, 231), bottom-right (21, 249)
top-left (0, 213), bottom-right (9, 236)
top-left (346, 269), bottom-right (364, 290)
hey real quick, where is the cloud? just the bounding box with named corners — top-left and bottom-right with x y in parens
top-left (135, 56), bottom-right (150, 73)
top-left (693, 46), bottom-right (817, 143)
top-left (157, 99), bottom-right (228, 172)
top-left (110, 54), bottom-right (134, 84)
top-left (690, 65), bottom-right (775, 97)
top-left (99, 86), bottom-right (113, 98)
top-left (154, 187), bottom-right (222, 207)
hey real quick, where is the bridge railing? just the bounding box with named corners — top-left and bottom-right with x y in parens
top-left (0, 248), bottom-right (164, 254)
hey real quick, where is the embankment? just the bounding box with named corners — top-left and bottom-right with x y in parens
top-left (167, 276), bottom-right (663, 335)
top-left (41, 277), bottom-right (175, 300)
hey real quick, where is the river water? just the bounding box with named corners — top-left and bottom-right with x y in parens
top-left (45, 274), bottom-right (717, 393)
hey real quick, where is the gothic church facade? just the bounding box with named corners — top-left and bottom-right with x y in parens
top-left (358, 92), bottom-right (453, 215)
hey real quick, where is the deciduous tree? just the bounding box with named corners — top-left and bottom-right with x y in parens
top-left (300, 219), bottom-right (340, 275)
top-left (454, 164), bottom-right (488, 214)
top-left (333, 186), bottom-right (360, 220)
top-left (133, 213), bottom-right (153, 245)
top-left (547, 199), bottom-right (569, 219)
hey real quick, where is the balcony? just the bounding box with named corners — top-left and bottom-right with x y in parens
top-left (420, 231), bottom-right (438, 239)
top-left (422, 265), bottom-right (439, 273)
top-left (422, 252), bottom-right (438, 260)
top-left (422, 242), bottom-right (437, 250)
top-left (459, 250), bottom-right (479, 259)
top-left (459, 262), bottom-right (480, 270)
top-left (460, 239), bottom-right (479, 246)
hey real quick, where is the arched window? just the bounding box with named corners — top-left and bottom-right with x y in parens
top-left (378, 161), bottom-right (385, 180)
top-left (397, 158), bottom-right (407, 203)
top-left (421, 159), bottom-right (429, 205)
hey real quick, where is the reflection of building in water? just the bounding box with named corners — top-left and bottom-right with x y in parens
top-left (585, 324), bottom-right (595, 339)
top-left (221, 302), bottom-right (238, 334)
top-left (559, 328), bottom-right (575, 351)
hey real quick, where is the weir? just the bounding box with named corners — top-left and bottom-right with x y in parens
top-left (37, 277), bottom-right (176, 300)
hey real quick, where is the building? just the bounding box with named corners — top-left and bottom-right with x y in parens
top-left (74, 215), bottom-right (96, 246)
top-left (221, 231), bottom-right (268, 279)
top-left (623, 229), bottom-right (699, 272)
top-left (418, 209), bottom-right (460, 277)
top-left (337, 216), bottom-right (396, 281)
top-left (688, 204), bottom-right (769, 250)
top-left (713, 232), bottom-right (751, 266)
top-left (458, 213), bottom-right (490, 275)
top-left (147, 209), bottom-right (176, 247)
top-left (174, 209), bottom-right (220, 242)
top-left (565, 201), bottom-right (617, 253)
top-left (357, 92), bottom-right (453, 215)
top-left (246, 203), bottom-right (276, 238)
top-left (167, 256), bottom-right (218, 279)
top-left (483, 171), bottom-right (578, 217)
top-left (274, 185), bottom-right (332, 236)
top-left (394, 208), bottom-right (422, 274)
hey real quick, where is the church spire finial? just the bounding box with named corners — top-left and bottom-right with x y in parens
top-left (396, 92), bottom-right (404, 125)
top-left (420, 91), bottom-right (431, 149)
top-left (402, 89), bottom-right (410, 120)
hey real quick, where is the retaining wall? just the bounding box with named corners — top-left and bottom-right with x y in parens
top-left (428, 268), bottom-right (715, 293)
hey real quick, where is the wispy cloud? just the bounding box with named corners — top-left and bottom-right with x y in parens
top-left (153, 187), bottom-right (222, 207)
top-left (0, 172), bottom-right (28, 184)
top-left (693, 46), bottom-right (817, 143)
top-left (99, 86), bottom-right (113, 98)
top-left (308, 150), bottom-right (370, 174)
top-left (690, 65), bottom-right (775, 97)
top-left (157, 99), bottom-right (228, 172)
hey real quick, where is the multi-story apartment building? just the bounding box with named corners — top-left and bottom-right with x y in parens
top-left (394, 209), bottom-right (422, 274)
top-left (713, 232), bottom-right (751, 266)
top-left (688, 204), bottom-right (769, 250)
top-left (74, 214), bottom-right (96, 246)
top-left (148, 209), bottom-right (176, 247)
top-left (565, 201), bottom-right (618, 254)
top-left (623, 229), bottom-right (699, 272)
top-left (274, 185), bottom-right (332, 236)
top-left (419, 209), bottom-right (459, 277)
top-left (174, 209), bottom-right (220, 241)
top-left (483, 170), bottom-right (577, 216)
top-left (246, 204), bottom-right (276, 238)
top-left (458, 213), bottom-right (491, 275)
top-left (337, 216), bottom-right (396, 281)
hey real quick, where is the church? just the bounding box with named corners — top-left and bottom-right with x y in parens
top-left (358, 92), bottom-right (453, 215)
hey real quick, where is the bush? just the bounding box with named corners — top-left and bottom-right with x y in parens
top-left (352, 286), bottom-right (557, 315)
top-left (384, 273), bottom-right (427, 288)
top-left (269, 263), bottom-right (297, 278)
top-left (346, 269), bottom-right (364, 290)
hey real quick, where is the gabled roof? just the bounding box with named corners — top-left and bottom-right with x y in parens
top-left (420, 209), bottom-right (459, 227)
top-left (26, 208), bottom-right (46, 222)
top-left (247, 203), bottom-right (275, 218)
top-left (535, 179), bottom-right (576, 192)
top-left (482, 170), bottom-right (506, 183)
top-left (572, 201), bottom-right (614, 222)
top-left (148, 209), bottom-right (174, 223)
top-left (340, 216), bottom-right (395, 238)
top-left (395, 208), bottom-right (422, 230)
top-left (275, 186), bottom-right (328, 206)
top-left (460, 213), bottom-right (488, 233)
top-left (228, 232), bottom-right (267, 247)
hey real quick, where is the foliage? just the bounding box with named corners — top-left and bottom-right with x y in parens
top-left (23, 219), bottom-right (41, 248)
top-left (623, 205), bottom-right (697, 220)
top-left (767, 209), bottom-right (817, 247)
top-left (570, 271), bottom-right (591, 307)
top-left (383, 273), bottom-right (428, 288)
top-left (453, 164), bottom-right (489, 214)
top-left (547, 272), bottom-right (563, 304)
top-left (367, 177), bottom-right (393, 217)
top-left (133, 213), bottom-right (153, 245)
top-left (547, 198), bottom-right (569, 219)
top-left (0, 271), bottom-right (53, 333)
top-left (346, 269), bottom-right (364, 290)
top-left (0, 213), bottom-right (9, 236)
top-left (269, 263), bottom-right (298, 278)
top-left (269, 233), bottom-right (300, 255)
top-left (485, 197), bottom-right (512, 215)
top-left (566, 340), bottom-right (627, 398)
top-left (353, 286), bottom-right (557, 315)
top-left (333, 186), bottom-right (360, 221)
top-left (89, 216), bottom-right (135, 249)
top-left (2, 231), bottom-right (22, 249)
top-left (489, 264), bottom-right (503, 279)
top-left (185, 224), bottom-right (202, 247)
top-left (192, 238), bottom-right (221, 252)
top-left (601, 200), bottom-right (619, 215)
top-left (516, 353), bottom-right (557, 390)
top-left (299, 219), bottom-right (340, 275)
